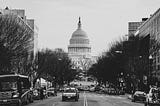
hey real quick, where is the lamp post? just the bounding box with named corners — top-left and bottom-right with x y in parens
top-left (115, 51), bottom-right (123, 54)
top-left (148, 55), bottom-right (153, 87)
top-left (114, 51), bottom-right (125, 89)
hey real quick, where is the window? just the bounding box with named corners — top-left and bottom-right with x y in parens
top-left (157, 56), bottom-right (160, 63)
top-left (0, 81), bottom-right (17, 91)
top-left (158, 65), bottom-right (160, 70)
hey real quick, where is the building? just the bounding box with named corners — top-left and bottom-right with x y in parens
top-left (0, 7), bottom-right (38, 77)
top-left (68, 17), bottom-right (91, 68)
top-left (128, 18), bottom-right (148, 37)
top-left (0, 7), bottom-right (38, 58)
top-left (135, 8), bottom-right (160, 81)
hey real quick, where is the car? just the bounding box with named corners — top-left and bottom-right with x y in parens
top-left (89, 87), bottom-right (95, 92)
top-left (33, 89), bottom-right (40, 100)
top-left (132, 91), bottom-right (146, 102)
top-left (62, 87), bottom-right (79, 101)
top-left (145, 87), bottom-right (160, 106)
top-left (107, 88), bottom-right (117, 95)
top-left (47, 88), bottom-right (57, 96)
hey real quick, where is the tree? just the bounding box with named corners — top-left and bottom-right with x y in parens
top-left (33, 48), bottom-right (77, 87)
top-left (88, 37), bottom-right (127, 86)
top-left (0, 14), bottom-right (34, 74)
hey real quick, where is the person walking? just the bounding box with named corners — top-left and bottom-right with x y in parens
top-left (40, 87), bottom-right (44, 100)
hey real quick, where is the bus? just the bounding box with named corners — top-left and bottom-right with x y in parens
top-left (0, 74), bottom-right (34, 106)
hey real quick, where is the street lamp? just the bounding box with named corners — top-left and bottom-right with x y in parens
top-left (115, 51), bottom-right (123, 54)
top-left (148, 55), bottom-right (153, 86)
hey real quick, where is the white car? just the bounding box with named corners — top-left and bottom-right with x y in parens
top-left (62, 87), bottom-right (79, 101)
top-left (145, 87), bottom-right (160, 106)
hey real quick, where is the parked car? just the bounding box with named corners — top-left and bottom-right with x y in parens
top-left (62, 87), bottom-right (79, 101)
top-left (132, 91), bottom-right (146, 102)
top-left (145, 87), bottom-right (160, 106)
top-left (94, 86), bottom-right (103, 92)
top-left (119, 89), bottom-right (125, 95)
top-left (33, 89), bottom-right (40, 100)
top-left (47, 88), bottom-right (57, 96)
top-left (89, 87), bottom-right (95, 92)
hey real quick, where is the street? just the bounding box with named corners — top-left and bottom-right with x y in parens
top-left (27, 92), bottom-right (144, 106)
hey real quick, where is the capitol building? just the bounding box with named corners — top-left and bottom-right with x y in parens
top-left (68, 17), bottom-right (92, 64)
top-left (68, 18), bottom-right (97, 85)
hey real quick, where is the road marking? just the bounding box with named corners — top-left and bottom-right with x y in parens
top-left (85, 96), bottom-right (88, 106)
top-left (83, 92), bottom-right (85, 106)
top-left (83, 92), bottom-right (88, 106)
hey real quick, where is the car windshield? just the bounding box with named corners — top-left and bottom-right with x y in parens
top-left (0, 81), bottom-right (17, 91)
top-left (64, 89), bottom-right (76, 93)
top-left (0, 77), bottom-right (18, 92)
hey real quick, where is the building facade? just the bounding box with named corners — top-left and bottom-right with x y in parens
top-left (0, 7), bottom-right (38, 59)
top-left (135, 8), bottom-right (160, 80)
top-left (128, 18), bottom-right (148, 38)
top-left (68, 17), bottom-right (91, 66)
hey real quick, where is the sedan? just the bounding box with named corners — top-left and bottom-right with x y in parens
top-left (62, 87), bottom-right (79, 101)
top-left (132, 91), bottom-right (146, 102)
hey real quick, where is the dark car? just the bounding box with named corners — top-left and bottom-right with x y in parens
top-left (132, 91), bottom-right (146, 102)
top-left (62, 87), bottom-right (79, 101)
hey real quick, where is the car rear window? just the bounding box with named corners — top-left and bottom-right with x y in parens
top-left (64, 89), bottom-right (76, 93)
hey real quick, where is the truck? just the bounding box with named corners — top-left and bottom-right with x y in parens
top-left (0, 74), bottom-right (34, 106)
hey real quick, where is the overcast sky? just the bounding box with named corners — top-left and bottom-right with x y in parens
top-left (0, 0), bottom-right (159, 56)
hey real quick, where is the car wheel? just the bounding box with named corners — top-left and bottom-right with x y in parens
top-left (132, 98), bottom-right (135, 102)
top-left (18, 100), bottom-right (23, 106)
top-left (75, 98), bottom-right (78, 101)
top-left (144, 103), bottom-right (148, 106)
top-left (144, 102), bottom-right (149, 106)
top-left (29, 96), bottom-right (34, 103)
top-left (62, 98), bottom-right (65, 101)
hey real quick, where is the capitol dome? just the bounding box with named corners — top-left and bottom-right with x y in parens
top-left (68, 17), bottom-right (91, 61)
top-left (69, 17), bottom-right (90, 45)
top-left (71, 28), bottom-right (88, 38)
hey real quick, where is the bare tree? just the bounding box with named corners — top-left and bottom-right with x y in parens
top-left (0, 14), bottom-right (34, 74)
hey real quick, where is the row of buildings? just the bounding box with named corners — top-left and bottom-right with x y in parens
top-left (128, 8), bottom-right (160, 81)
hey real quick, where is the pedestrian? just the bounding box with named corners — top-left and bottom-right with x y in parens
top-left (40, 87), bottom-right (44, 100)
top-left (55, 88), bottom-right (57, 96)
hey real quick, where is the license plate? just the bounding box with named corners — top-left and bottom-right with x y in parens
top-left (67, 97), bottom-right (71, 98)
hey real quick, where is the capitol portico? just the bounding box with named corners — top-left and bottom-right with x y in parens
top-left (68, 17), bottom-right (91, 63)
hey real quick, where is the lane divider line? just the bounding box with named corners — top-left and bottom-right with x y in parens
top-left (83, 91), bottom-right (88, 106)
top-left (84, 92), bottom-right (85, 106)
top-left (85, 95), bottom-right (88, 106)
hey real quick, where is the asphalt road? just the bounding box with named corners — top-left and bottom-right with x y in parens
top-left (27, 92), bottom-right (144, 106)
